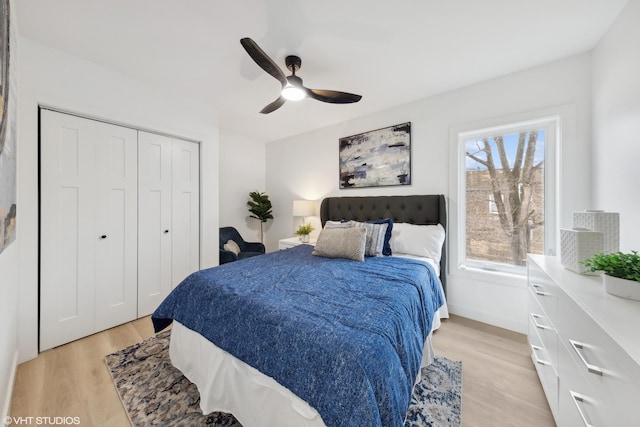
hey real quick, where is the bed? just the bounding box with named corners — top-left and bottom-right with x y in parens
top-left (152, 194), bottom-right (448, 427)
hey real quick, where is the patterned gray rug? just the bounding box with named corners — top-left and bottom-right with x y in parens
top-left (105, 331), bottom-right (462, 427)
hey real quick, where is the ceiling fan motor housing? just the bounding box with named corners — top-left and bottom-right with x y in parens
top-left (285, 55), bottom-right (301, 73)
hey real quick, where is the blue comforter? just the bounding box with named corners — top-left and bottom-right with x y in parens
top-left (152, 244), bottom-right (444, 427)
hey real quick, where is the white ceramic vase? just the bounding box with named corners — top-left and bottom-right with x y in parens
top-left (300, 234), bottom-right (309, 243)
top-left (603, 274), bottom-right (640, 301)
top-left (560, 228), bottom-right (603, 273)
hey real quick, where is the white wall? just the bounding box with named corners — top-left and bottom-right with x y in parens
top-left (266, 53), bottom-right (592, 333)
top-left (592, 0), bottom-right (640, 251)
top-left (17, 37), bottom-right (220, 362)
top-left (0, 243), bottom-right (18, 420)
top-left (219, 130), bottom-right (266, 243)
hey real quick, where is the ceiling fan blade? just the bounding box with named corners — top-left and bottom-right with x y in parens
top-left (306, 89), bottom-right (362, 104)
top-left (240, 38), bottom-right (287, 87)
top-left (260, 96), bottom-right (287, 114)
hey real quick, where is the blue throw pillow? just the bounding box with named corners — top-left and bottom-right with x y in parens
top-left (367, 218), bottom-right (393, 256)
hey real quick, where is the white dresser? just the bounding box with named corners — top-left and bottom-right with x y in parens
top-left (527, 255), bottom-right (640, 427)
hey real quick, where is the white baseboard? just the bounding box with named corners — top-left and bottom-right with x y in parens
top-left (2, 351), bottom-right (18, 427)
top-left (447, 303), bottom-right (527, 334)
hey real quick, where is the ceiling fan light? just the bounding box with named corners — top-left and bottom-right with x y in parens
top-left (282, 85), bottom-right (305, 101)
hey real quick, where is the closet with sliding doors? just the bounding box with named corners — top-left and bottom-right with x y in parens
top-left (39, 109), bottom-right (200, 351)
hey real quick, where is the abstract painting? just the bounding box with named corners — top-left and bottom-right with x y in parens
top-left (0, 0), bottom-right (16, 254)
top-left (339, 122), bottom-right (411, 188)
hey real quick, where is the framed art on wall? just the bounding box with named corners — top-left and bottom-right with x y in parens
top-left (0, 0), bottom-right (16, 254)
top-left (339, 122), bottom-right (411, 189)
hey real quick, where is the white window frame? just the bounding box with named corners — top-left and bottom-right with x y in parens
top-left (488, 193), bottom-right (503, 215)
top-left (449, 108), bottom-right (562, 284)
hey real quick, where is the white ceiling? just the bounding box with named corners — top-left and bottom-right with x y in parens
top-left (15, 0), bottom-right (627, 142)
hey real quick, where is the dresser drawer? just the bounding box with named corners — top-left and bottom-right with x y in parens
top-left (557, 291), bottom-right (640, 422)
top-left (527, 302), bottom-right (559, 370)
top-left (558, 343), bottom-right (608, 427)
top-left (528, 320), bottom-right (559, 418)
top-left (527, 260), bottom-right (558, 321)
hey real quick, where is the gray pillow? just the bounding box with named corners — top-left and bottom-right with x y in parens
top-left (351, 221), bottom-right (389, 257)
top-left (323, 220), bottom-right (353, 229)
top-left (312, 227), bottom-right (366, 262)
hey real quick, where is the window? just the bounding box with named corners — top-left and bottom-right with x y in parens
top-left (488, 194), bottom-right (503, 215)
top-left (455, 117), bottom-right (557, 275)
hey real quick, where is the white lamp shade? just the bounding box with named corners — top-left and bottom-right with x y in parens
top-left (292, 200), bottom-right (316, 217)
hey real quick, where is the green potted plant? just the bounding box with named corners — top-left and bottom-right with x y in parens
top-left (247, 191), bottom-right (274, 243)
top-left (582, 251), bottom-right (640, 301)
top-left (295, 223), bottom-right (314, 243)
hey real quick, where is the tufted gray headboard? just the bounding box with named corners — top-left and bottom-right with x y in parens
top-left (320, 195), bottom-right (447, 295)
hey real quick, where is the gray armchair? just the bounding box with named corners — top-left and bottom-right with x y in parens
top-left (219, 226), bottom-right (266, 264)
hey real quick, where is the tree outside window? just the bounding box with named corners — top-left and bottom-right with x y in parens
top-left (465, 130), bottom-right (545, 267)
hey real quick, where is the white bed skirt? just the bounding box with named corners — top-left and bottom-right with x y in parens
top-left (171, 321), bottom-right (325, 427)
top-left (170, 306), bottom-right (447, 427)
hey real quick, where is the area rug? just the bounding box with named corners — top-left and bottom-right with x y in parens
top-left (105, 331), bottom-right (462, 427)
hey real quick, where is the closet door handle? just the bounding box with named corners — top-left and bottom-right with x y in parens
top-left (164, 229), bottom-right (169, 234)
top-left (100, 235), bottom-right (107, 239)
top-left (570, 340), bottom-right (603, 376)
top-left (570, 391), bottom-right (595, 427)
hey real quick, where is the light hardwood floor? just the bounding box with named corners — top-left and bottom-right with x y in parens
top-left (431, 315), bottom-right (554, 427)
top-left (10, 317), bottom-right (155, 427)
top-left (10, 315), bottom-right (554, 427)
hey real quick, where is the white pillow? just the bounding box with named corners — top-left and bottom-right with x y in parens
top-left (223, 239), bottom-right (241, 255)
top-left (389, 223), bottom-right (445, 263)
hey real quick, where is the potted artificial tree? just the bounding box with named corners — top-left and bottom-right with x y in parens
top-left (582, 251), bottom-right (640, 301)
top-left (247, 191), bottom-right (274, 243)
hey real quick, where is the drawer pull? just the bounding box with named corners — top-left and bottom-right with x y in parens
top-left (530, 283), bottom-right (551, 296)
top-left (570, 340), bottom-right (604, 376)
top-left (530, 313), bottom-right (552, 330)
top-left (570, 391), bottom-right (595, 427)
top-left (531, 345), bottom-right (551, 366)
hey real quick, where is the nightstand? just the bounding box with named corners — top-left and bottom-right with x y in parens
top-left (278, 236), bottom-right (317, 250)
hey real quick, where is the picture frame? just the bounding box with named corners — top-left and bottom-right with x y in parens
top-left (0, 0), bottom-right (8, 149)
top-left (0, 0), bottom-right (16, 254)
top-left (339, 122), bottom-right (411, 189)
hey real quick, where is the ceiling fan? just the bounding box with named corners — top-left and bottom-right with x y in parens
top-left (240, 37), bottom-right (362, 114)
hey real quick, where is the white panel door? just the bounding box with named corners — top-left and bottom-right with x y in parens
top-left (40, 110), bottom-right (97, 350)
top-left (138, 131), bottom-right (173, 316)
top-left (171, 139), bottom-right (200, 287)
top-left (94, 123), bottom-right (138, 331)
